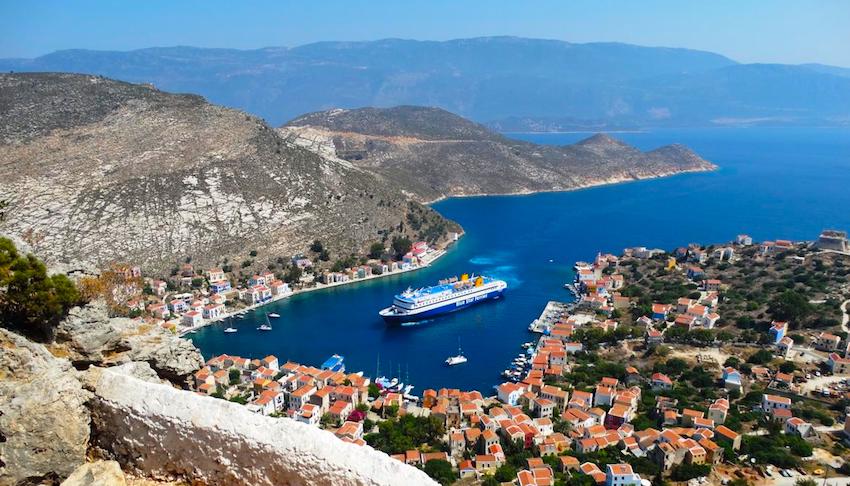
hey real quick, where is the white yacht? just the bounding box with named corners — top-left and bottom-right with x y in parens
top-left (445, 339), bottom-right (467, 366)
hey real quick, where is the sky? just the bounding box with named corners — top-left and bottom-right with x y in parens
top-left (1, 0), bottom-right (849, 66)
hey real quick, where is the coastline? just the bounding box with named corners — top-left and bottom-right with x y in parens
top-left (178, 246), bottom-right (453, 337)
top-left (423, 165), bottom-right (718, 205)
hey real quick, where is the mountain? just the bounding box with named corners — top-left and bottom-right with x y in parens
top-left (3, 37), bottom-right (848, 128)
top-left (0, 73), bottom-right (456, 274)
top-left (282, 106), bottom-right (716, 202)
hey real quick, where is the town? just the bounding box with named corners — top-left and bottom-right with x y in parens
top-left (84, 237), bottom-right (451, 336)
top-left (180, 230), bottom-right (850, 485)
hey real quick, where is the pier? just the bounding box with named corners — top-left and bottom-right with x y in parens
top-left (527, 300), bottom-right (571, 334)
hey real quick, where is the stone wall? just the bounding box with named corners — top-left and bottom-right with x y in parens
top-left (89, 368), bottom-right (437, 486)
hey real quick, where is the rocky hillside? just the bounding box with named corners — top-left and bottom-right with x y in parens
top-left (283, 106), bottom-right (717, 202)
top-left (0, 73), bottom-right (456, 274)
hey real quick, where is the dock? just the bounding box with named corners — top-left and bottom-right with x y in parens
top-left (527, 300), bottom-right (571, 334)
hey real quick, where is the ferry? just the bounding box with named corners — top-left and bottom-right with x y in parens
top-left (379, 274), bottom-right (507, 323)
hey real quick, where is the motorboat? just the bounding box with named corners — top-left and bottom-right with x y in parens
top-left (268, 313), bottom-right (281, 318)
top-left (224, 327), bottom-right (237, 333)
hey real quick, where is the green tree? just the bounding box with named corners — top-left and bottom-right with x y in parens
top-left (228, 368), bottom-right (241, 384)
top-left (391, 236), bottom-right (412, 259)
top-left (779, 361), bottom-right (796, 373)
top-left (369, 242), bottom-right (385, 259)
top-left (0, 238), bottom-right (80, 341)
top-left (285, 265), bottom-right (303, 283)
top-left (423, 459), bottom-right (454, 485)
top-left (310, 240), bottom-right (324, 253)
top-left (670, 464), bottom-right (711, 481)
top-left (494, 464), bottom-right (518, 482)
top-left (747, 349), bottom-right (774, 365)
top-left (769, 290), bottom-right (813, 323)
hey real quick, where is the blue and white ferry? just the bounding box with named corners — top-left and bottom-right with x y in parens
top-left (379, 274), bottom-right (507, 323)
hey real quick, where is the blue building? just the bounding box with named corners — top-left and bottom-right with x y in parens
top-left (769, 321), bottom-right (788, 344)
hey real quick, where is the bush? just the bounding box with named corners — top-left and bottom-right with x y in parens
top-left (0, 238), bottom-right (80, 341)
top-left (391, 236), bottom-right (412, 259)
top-left (494, 464), bottom-right (517, 482)
top-left (670, 463), bottom-right (711, 481)
top-left (369, 242), bottom-right (385, 259)
top-left (747, 349), bottom-right (774, 365)
top-left (423, 459), bottom-right (454, 485)
top-left (364, 415), bottom-right (445, 454)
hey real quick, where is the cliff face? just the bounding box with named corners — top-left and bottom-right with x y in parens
top-left (0, 73), bottom-right (456, 274)
top-left (283, 106), bottom-right (717, 202)
top-left (0, 327), bottom-right (434, 485)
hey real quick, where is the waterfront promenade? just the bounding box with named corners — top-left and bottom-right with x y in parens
top-left (178, 248), bottom-right (448, 336)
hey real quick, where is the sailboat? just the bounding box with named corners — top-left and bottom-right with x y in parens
top-left (258, 313), bottom-right (272, 331)
top-left (445, 337), bottom-right (467, 366)
top-left (224, 316), bottom-right (237, 333)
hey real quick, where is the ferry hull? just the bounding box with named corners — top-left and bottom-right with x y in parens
top-left (381, 289), bottom-right (504, 324)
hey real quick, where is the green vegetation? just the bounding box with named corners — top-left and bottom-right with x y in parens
top-left (0, 237), bottom-right (80, 341)
top-left (423, 459), bottom-right (454, 485)
top-left (228, 368), bottom-right (241, 384)
top-left (284, 265), bottom-right (303, 283)
top-left (769, 290), bottom-right (813, 324)
top-left (369, 242), bottom-right (385, 259)
top-left (391, 236), bottom-right (412, 259)
top-left (670, 463), bottom-right (711, 481)
top-left (364, 414), bottom-right (445, 454)
top-left (741, 432), bottom-right (812, 468)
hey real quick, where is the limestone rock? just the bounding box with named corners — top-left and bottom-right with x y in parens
top-left (55, 300), bottom-right (204, 383)
top-left (61, 461), bottom-right (127, 486)
top-left (0, 328), bottom-right (91, 485)
top-left (89, 368), bottom-right (437, 486)
top-left (0, 73), bottom-right (456, 275)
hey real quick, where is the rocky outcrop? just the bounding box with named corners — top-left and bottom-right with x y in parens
top-left (88, 367), bottom-right (437, 486)
top-left (0, 328), bottom-right (91, 485)
top-left (61, 461), bottom-right (127, 486)
top-left (55, 300), bottom-right (204, 382)
top-left (0, 73), bottom-right (458, 275)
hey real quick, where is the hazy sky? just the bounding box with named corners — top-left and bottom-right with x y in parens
top-left (2, 0), bottom-right (849, 66)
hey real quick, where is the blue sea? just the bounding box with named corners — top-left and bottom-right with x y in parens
top-left (190, 127), bottom-right (850, 393)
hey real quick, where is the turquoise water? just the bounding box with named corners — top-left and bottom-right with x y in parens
top-left (190, 127), bottom-right (850, 393)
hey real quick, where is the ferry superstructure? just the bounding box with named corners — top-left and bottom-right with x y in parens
top-left (379, 274), bottom-right (507, 323)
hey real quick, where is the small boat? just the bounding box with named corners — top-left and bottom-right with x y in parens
top-left (236, 314), bottom-right (245, 319)
top-left (224, 327), bottom-right (237, 333)
top-left (258, 314), bottom-right (273, 331)
top-left (445, 338), bottom-right (467, 366)
top-left (268, 313), bottom-right (281, 318)
top-left (320, 354), bottom-right (346, 373)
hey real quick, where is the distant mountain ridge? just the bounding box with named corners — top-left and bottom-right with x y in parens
top-left (282, 106), bottom-right (717, 202)
top-left (4, 36), bottom-right (848, 128)
top-left (0, 73), bottom-right (456, 273)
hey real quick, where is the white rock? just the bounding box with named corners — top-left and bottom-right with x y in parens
top-left (90, 368), bottom-right (437, 486)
